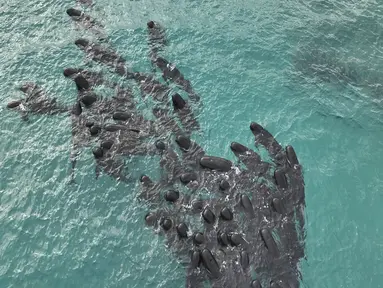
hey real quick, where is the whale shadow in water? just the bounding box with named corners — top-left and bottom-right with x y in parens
top-left (292, 47), bottom-right (362, 87)
top-left (292, 43), bottom-right (383, 107)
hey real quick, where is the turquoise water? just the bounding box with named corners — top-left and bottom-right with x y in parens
top-left (1, 0), bottom-right (383, 287)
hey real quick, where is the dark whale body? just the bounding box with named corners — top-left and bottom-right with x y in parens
top-left (152, 56), bottom-right (200, 103)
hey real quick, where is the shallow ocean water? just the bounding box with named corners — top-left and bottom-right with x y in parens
top-left (0, 0), bottom-right (383, 287)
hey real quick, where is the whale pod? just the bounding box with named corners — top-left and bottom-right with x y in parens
top-left (113, 112), bottom-right (131, 121)
top-left (176, 223), bottom-right (188, 238)
top-left (260, 228), bottom-right (279, 257)
top-left (274, 170), bottom-right (288, 189)
top-left (202, 208), bottom-right (215, 224)
top-left (200, 156), bottom-right (232, 172)
top-left (134, 122), bottom-right (304, 286)
top-left (165, 190), bottom-right (179, 202)
top-left (201, 249), bottom-right (220, 278)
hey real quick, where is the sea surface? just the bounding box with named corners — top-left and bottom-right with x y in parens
top-left (1, 0), bottom-right (383, 287)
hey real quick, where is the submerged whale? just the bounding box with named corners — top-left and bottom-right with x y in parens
top-left (75, 38), bottom-right (127, 76)
top-left (76, 0), bottom-right (93, 7)
top-left (6, 83), bottom-right (69, 120)
top-left (127, 71), bottom-right (172, 102)
top-left (147, 20), bottom-right (167, 56)
top-left (67, 8), bottom-right (105, 40)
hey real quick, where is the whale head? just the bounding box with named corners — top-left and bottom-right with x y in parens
top-left (74, 75), bottom-right (90, 91)
top-left (155, 57), bottom-right (168, 69)
top-left (74, 38), bottom-right (89, 49)
top-left (66, 8), bottom-right (82, 17)
top-left (172, 93), bottom-right (186, 109)
top-left (63, 68), bottom-right (82, 77)
top-left (19, 82), bottom-right (37, 94)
